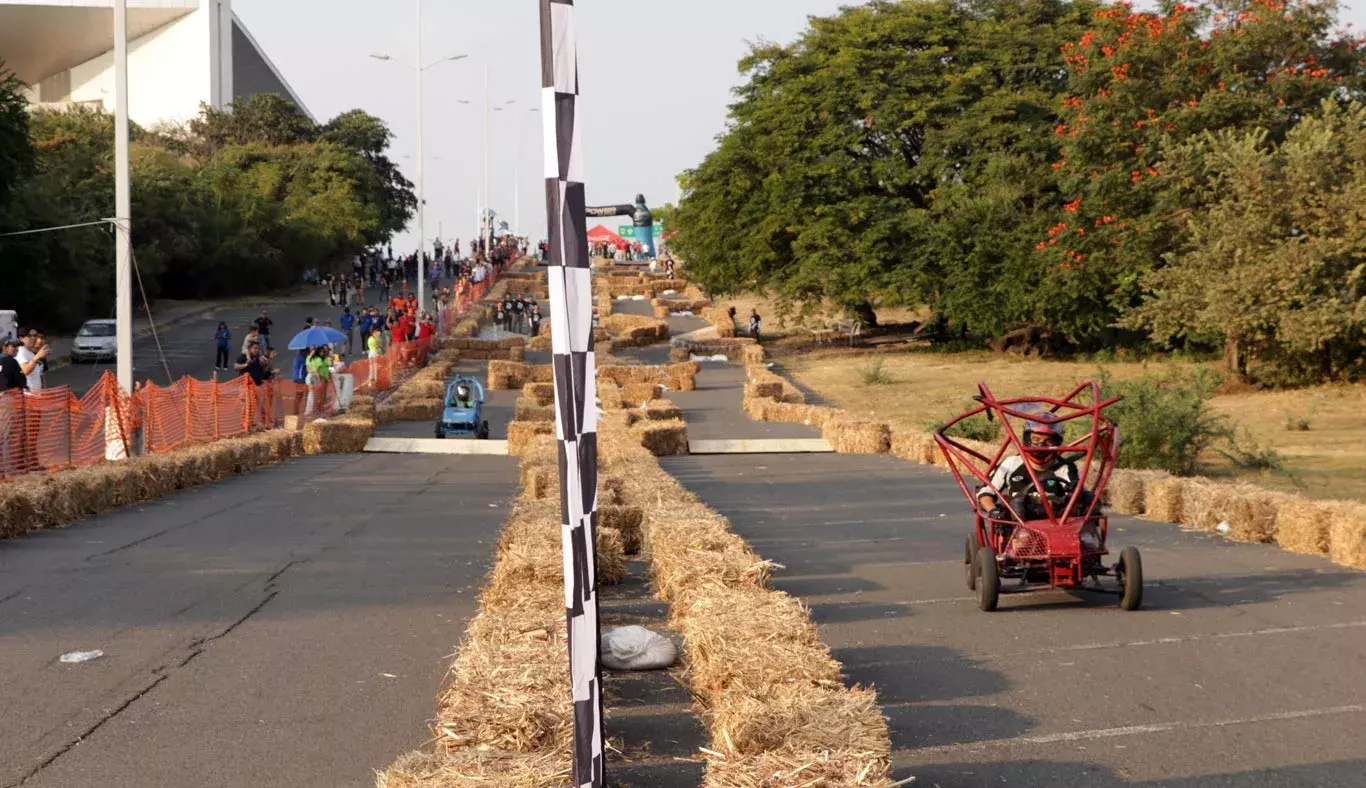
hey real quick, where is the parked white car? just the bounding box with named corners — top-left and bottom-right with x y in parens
top-left (71, 319), bottom-right (117, 363)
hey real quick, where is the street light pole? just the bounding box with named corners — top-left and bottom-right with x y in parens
top-left (483, 66), bottom-right (492, 254)
top-left (113, 0), bottom-right (133, 394)
top-left (414, 0), bottom-right (426, 312)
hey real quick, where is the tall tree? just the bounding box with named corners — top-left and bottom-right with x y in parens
top-left (673, 0), bottom-right (1096, 332)
top-left (1128, 100), bottom-right (1366, 382)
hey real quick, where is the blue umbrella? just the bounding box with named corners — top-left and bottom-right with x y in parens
top-left (287, 326), bottom-right (347, 350)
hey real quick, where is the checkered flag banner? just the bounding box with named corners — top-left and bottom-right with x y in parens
top-left (539, 1), bottom-right (605, 786)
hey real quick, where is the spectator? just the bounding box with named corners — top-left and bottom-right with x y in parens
top-left (0, 337), bottom-right (26, 392)
top-left (234, 341), bottom-right (270, 385)
top-left (214, 322), bottom-right (232, 370)
top-left (340, 307), bottom-right (356, 356)
top-left (511, 293), bottom-right (525, 334)
top-left (241, 325), bottom-right (261, 355)
top-left (254, 310), bottom-right (274, 351)
top-left (305, 346), bottom-right (332, 415)
top-left (417, 312), bottom-right (435, 341)
top-left (16, 329), bottom-right (48, 391)
top-left (529, 303), bottom-right (543, 337)
top-left (749, 309), bottom-right (762, 341)
top-left (366, 328), bottom-right (382, 385)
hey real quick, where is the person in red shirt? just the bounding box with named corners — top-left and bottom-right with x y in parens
top-left (417, 312), bottom-right (435, 341)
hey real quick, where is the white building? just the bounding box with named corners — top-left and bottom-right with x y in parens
top-left (0, 0), bottom-right (311, 127)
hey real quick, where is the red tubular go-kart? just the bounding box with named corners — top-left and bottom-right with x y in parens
top-left (934, 381), bottom-right (1144, 612)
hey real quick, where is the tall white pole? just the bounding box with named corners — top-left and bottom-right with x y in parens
top-left (483, 65), bottom-right (492, 254)
top-left (415, 0), bottom-right (426, 311)
top-left (114, 0), bottom-right (133, 393)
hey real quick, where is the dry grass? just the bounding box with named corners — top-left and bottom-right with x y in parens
top-left (781, 347), bottom-right (1366, 502)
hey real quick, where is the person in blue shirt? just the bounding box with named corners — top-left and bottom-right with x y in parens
top-left (340, 307), bottom-right (356, 356)
top-left (358, 309), bottom-right (373, 345)
top-left (214, 322), bottom-right (231, 371)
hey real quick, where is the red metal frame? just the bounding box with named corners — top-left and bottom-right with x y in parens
top-left (935, 381), bottom-right (1122, 589)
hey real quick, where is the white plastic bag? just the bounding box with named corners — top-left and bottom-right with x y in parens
top-left (600, 626), bottom-right (677, 671)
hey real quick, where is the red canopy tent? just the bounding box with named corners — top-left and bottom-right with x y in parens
top-left (586, 224), bottom-right (625, 245)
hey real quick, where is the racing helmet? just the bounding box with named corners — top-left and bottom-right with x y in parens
top-left (456, 382), bottom-right (472, 401)
top-left (1022, 420), bottom-right (1063, 464)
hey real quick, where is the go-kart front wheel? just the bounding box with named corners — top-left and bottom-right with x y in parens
top-left (965, 535), bottom-right (978, 591)
top-left (975, 547), bottom-right (1000, 612)
top-left (1117, 546), bottom-right (1144, 611)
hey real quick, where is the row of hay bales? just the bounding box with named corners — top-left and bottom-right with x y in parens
top-left (595, 412), bottom-right (896, 786)
top-left (670, 337), bottom-right (762, 363)
top-left (376, 427), bottom-right (629, 788)
top-left (0, 403), bottom-right (389, 541)
top-left (652, 296), bottom-right (712, 319)
top-left (440, 335), bottom-right (526, 361)
top-left (599, 313), bottom-right (670, 349)
top-left (488, 360), bottom-right (699, 394)
top-left (603, 276), bottom-right (689, 299)
top-left (739, 348), bottom-right (1366, 573)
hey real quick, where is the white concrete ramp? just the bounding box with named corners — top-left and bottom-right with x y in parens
top-left (365, 437), bottom-right (510, 455)
top-left (688, 438), bottom-right (834, 455)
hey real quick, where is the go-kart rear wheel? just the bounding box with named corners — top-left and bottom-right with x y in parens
top-left (965, 535), bottom-right (978, 591)
top-left (1117, 546), bottom-right (1144, 611)
top-left (435, 427), bottom-right (445, 440)
top-left (477, 421), bottom-right (490, 440)
top-left (975, 547), bottom-right (1000, 612)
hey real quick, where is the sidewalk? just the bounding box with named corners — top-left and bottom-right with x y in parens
top-left (45, 289), bottom-right (329, 371)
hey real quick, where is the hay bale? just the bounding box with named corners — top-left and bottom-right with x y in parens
top-left (621, 382), bottom-right (663, 407)
top-left (1105, 469), bottom-right (1169, 515)
top-left (595, 526), bottom-right (627, 586)
top-left (377, 749), bottom-right (571, 788)
top-left (347, 394), bottom-right (376, 420)
top-left (889, 428), bottom-right (936, 466)
top-left (1144, 475), bottom-right (1188, 524)
top-left (390, 398), bottom-right (443, 422)
top-left (508, 421), bottom-right (557, 457)
top-left (302, 416), bottom-right (374, 454)
top-left (641, 399), bottom-right (684, 421)
top-left (823, 418), bottom-right (891, 455)
top-left (599, 505), bottom-right (643, 554)
top-left (632, 419), bottom-right (688, 456)
top-left (393, 378), bottom-right (446, 401)
top-left (707, 683), bottom-right (890, 763)
top-left (524, 382), bottom-right (556, 406)
top-left (1274, 497), bottom-right (1335, 556)
top-left (677, 586), bottom-right (842, 700)
top-left (515, 398), bottom-right (555, 423)
top-left (1328, 502), bottom-right (1366, 570)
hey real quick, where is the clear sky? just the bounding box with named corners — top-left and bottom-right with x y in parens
top-left (232, 0), bottom-right (1366, 254)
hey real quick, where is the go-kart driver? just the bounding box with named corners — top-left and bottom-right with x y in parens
top-left (453, 381), bottom-right (476, 409)
top-left (976, 421), bottom-right (1091, 525)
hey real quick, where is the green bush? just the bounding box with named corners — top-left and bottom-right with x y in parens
top-left (934, 400), bottom-right (1002, 443)
top-left (1102, 368), bottom-right (1228, 476)
top-left (858, 358), bottom-right (893, 385)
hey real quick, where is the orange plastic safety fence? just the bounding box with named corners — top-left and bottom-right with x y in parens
top-left (0, 373), bottom-right (132, 479)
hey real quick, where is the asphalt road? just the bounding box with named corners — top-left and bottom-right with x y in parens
top-left (0, 453), bottom-right (519, 788)
top-left (661, 452), bottom-right (1366, 787)
top-left (45, 299), bottom-right (337, 397)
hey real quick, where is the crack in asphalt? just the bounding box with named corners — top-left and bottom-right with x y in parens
top-left (7, 558), bottom-right (304, 788)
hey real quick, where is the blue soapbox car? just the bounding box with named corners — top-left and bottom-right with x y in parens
top-left (436, 376), bottom-right (490, 440)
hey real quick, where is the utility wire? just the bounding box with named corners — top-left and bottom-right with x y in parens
top-left (0, 219), bottom-right (115, 238)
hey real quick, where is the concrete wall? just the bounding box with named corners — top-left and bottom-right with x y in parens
top-left (64, 7), bottom-right (213, 126)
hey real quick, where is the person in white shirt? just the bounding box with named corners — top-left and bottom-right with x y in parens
top-left (16, 330), bottom-right (48, 391)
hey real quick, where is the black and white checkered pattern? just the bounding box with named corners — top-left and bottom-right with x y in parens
top-left (539, 2), bottom-right (604, 786)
